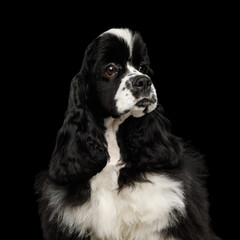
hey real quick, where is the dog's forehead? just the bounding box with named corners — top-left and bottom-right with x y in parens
top-left (100, 28), bottom-right (134, 56)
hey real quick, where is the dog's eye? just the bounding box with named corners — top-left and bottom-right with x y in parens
top-left (105, 64), bottom-right (117, 77)
top-left (138, 64), bottom-right (148, 74)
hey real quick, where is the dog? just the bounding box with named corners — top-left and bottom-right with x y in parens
top-left (35, 28), bottom-right (221, 240)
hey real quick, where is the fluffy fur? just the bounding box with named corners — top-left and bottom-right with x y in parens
top-left (35, 28), bottom-right (221, 240)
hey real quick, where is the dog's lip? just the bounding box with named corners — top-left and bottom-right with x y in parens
top-left (136, 98), bottom-right (156, 107)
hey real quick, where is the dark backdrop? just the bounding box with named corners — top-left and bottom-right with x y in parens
top-left (10, 4), bottom-right (235, 239)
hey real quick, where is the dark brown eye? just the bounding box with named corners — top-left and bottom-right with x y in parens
top-left (105, 64), bottom-right (117, 77)
top-left (138, 64), bottom-right (148, 74)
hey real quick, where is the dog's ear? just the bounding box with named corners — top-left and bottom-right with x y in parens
top-left (118, 104), bottom-right (183, 173)
top-left (49, 39), bottom-right (109, 185)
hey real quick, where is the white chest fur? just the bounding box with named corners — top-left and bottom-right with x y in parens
top-left (54, 117), bottom-right (185, 240)
top-left (104, 117), bottom-right (123, 165)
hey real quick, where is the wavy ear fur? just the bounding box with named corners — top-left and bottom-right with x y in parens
top-left (49, 41), bottom-right (109, 185)
top-left (118, 104), bottom-right (183, 186)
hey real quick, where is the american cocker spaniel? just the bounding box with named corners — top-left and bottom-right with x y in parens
top-left (35, 28), bottom-right (221, 240)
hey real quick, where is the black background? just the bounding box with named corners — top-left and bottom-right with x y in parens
top-left (8, 3), bottom-right (236, 239)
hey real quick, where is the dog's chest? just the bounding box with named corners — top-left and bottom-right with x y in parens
top-left (90, 166), bottom-right (185, 240)
top-left (87, 117), bottom-right (185, 239)
top-left (58, 117), bottom-right (185, 239)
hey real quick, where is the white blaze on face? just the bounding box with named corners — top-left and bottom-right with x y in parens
top-left (102, 28), bottom-right (134, 57)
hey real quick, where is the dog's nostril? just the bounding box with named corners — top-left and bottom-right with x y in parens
top-left (138, 80), bottom-right (144, 87)
top-left (147, 79), bottom-right (152, 86)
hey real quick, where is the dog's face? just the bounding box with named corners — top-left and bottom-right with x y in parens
top-left (85, 28), bottom-right (157, 118)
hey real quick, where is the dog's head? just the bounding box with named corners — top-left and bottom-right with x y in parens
top-left (76, 28), bottom-right (157, 118)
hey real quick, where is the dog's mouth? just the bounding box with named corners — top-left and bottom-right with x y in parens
top-left (117, 95), bottom-right (157, 119)
top-left (135, 98), bottom-right (157, 114)
top-left (136, 98), bottom-right (156, 108)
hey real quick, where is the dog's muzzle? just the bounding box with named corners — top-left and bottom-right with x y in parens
top-left (130, 76), bottom-right (157, 118)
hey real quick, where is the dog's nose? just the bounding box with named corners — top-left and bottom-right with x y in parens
top-left (132, 76), bottom-right (152, 91)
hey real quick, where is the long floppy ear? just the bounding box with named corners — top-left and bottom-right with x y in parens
top-left (118, 104), bottom-right (183, 183)
top-left (49, 40), bottom-right (109, 185)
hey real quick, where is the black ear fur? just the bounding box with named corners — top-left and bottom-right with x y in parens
top-left (49, 40), bottom-right (109, 185)
top-left (118, 104), bottom-right (183, 186)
